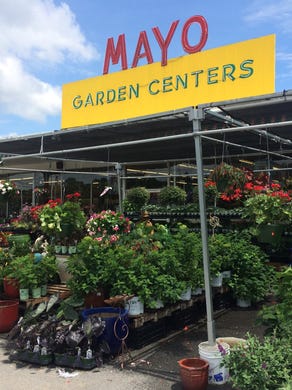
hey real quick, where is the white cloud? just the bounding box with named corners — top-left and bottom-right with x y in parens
top-left (0, 0), bottom-right (99, 124)
top-left (244, 0), bottom-right (292, 33)
top-left (0, 56), bottom-right (61, 121)
top-left (0, 0), bottom-right (98, 63)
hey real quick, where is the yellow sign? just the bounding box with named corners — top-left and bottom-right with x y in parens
top-left (61, 35), bottom-right (275, 129)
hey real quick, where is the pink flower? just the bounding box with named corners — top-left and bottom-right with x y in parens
top-left (110, 235), bottom-right (118, 243)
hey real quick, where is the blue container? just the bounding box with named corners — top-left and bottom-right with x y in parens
top-left (81, 307), bottom-right (129, 355)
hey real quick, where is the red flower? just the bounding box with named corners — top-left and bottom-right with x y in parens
top-left (66, 192), bottom-right (81, 200)
top-left (271, 183), bottom-right (281, 190)
top-left (253, 185), bottom-right (265, 192)
top-left (47, 198), bottom-right (62, 208)
top-left (205, 181), bottom-right (216, 188)
top-left (244, 182), bottom-right (254, 190)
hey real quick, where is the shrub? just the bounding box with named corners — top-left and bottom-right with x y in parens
top-left (124, 187), bottom-right (150, 210)
top-left (223, 332), bottom-right (292, 390)
top-left (158, 186), bottom-right (186, 206)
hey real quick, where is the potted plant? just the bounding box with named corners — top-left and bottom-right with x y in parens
top-left (168, 224), bottom-right (204, 295)
top-left (0, 179), bottom-right (19, 201)
top-left (208, 233), bottom-right (234, 287)
top-left (158, 186), bottom-right (187, 206)
top-left (101, 244), bottom-right (144, 311)
top-left (6, 254), bottom-right (41, 300)
top-left (227, 233), bottom-right (276, 306)
top-left (35, 253), bottom-right (58, 296)
top-left (39, 194), bottom-right (87, 249)
top-left (257, 266), bottom-right (292, 337)
top-left (12, 204), bottom-right (44, 232)
top-left (142, 246), bottom-right (186, 307)
top-left (60, 193), bottom-right (87, 245)
top-left (123, 186), bottom-right (150, 211)
top-left (242, 184), bottom-right (292, 245)
top-left (222, 333), bottom-right (292, 390)
top-left (86, 209), bottom-right (132, 245)
top-left (66, 237), bottom-right (110, 305)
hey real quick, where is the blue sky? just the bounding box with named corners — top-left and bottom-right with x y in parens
top-left (0, 0), bottom-right (291, 137)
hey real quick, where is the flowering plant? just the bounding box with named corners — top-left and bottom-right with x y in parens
top-left (65, 192), bottom-right (81, 201)
top-left (86, 210), bottom-right (132, 244)
top-left (222, 333), bottom-right (292, 390)
top-left (242, 182), bottom-right (292, 225)
top-left (39, 195), bottom-right (86, 243)
top-left (33, 187), bottom-right (48, 195)
top-left (39, 199), bottom-right (62, 236)
top-left (13, 204), bottom-right (44, 231)
top-left (0, 180), bottom-right (19, 198)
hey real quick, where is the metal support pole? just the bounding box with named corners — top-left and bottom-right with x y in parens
top-left (190, 108), bottom-right (216, 345)
top-left (121, 166), bottom-right (126, 206)
top-left (32, 173), bottom-right (36, 206)
top-left (115, 163), bottom-right (122, 212)
top-left (90, 181), bottom-right (93, 214)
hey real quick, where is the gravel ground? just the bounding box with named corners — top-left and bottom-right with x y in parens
top-left (0, 307), bottom-right (265, 389)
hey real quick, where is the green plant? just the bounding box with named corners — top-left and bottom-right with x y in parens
top-left (169, 224), bottom-right (204, 288)
top-left (223, 332), bottom-right (292, 390)
top-left (209, 162), bottom-right (247, 193)
top-left (0, 179), bottom-right (19, 199)
top-left (86, 209), bottom-right (132, 244)
top-left (36, 254), bottom-right (58, 285)
top-left (6, 254), bottom-right (40, 289)
top-left (144, 247), bottom-right (185, 306)
top-left (242, 193), bottom-right (292, 225)
top-left (60, 200), bottom-right (86, 237)
top-left (102, 223), bottom-right (184, 306)
top-left (39, 197), bottom-right (87, 244)
top-left (158, 186), bottom-right (186, 206)
top-left (124, 186), bottom-right (150, 210)
top-left (39, 199), bottom-right (62, 236)
top-left (66, 236), bottom-right (110, 297)
top-left (257, 266), bottom-right (292, 337)
top-left (208, 233), bottom-right (234, 277)
top-left (227, 233), bottom-right (275, 302)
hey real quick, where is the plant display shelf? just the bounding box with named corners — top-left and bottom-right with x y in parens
top-left (18, 285), bottom-right (71, 309)
top-left (23, 296), bottom-right (50, 308)
top-left (129, 295), bottom-right (206, 329)
top-left (46, 284), bottom-right (71, 299)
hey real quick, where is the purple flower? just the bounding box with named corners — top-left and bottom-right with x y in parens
top-left (217, 343), bottom-right (227, 356)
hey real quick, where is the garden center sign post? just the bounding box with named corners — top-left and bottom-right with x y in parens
top-left (61, 14), bottom-right (276, 346)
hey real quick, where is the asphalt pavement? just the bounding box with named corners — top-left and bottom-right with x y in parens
top-left (0, 306), bottom-right (265, 389)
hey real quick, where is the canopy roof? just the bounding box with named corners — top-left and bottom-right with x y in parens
top-left (1, 90), bottom-right (292, 175)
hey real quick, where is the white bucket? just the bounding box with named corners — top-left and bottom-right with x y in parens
top-left (180, 287), bottom-right (192, 301)
top-left (198, 341), bottom-right (230, 385)
top-left (152, 299), bottom-right (164, 309)
top-left (125, 296), bottom-right (144, 315)
top-left (236, 298), bottom-right (251, 308)
top-left (211, 273), bottom-right (223, 287)
top-left (192, 287), bottom-right (203, 296)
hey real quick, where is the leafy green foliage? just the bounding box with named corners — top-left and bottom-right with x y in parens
top-left (223, 332), bottom-right (292, 390)
top-left (158, 186), bottom-right (186, 206)
top-left (243, 194), bottom-right (292, 225)
top-left (66, 237), bottom-right (109, 296)
top-left (226, 233), bottom-right (275, 302)
top-left (124, 186), bottom-right (150, 210)
top-left (257, 267), bottom-right (292, 337)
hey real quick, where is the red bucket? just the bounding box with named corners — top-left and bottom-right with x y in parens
top-left (3, 277), bottom-right (19, 298)
top-left (0, 300), bottom-right (19, 333)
